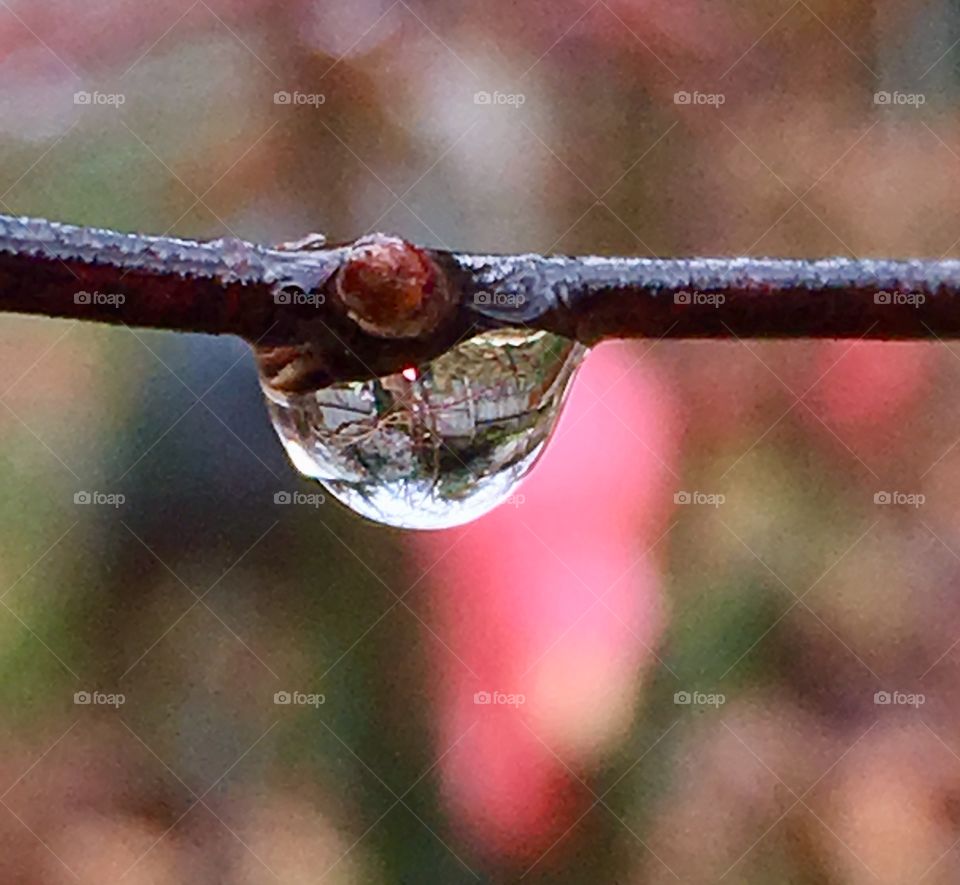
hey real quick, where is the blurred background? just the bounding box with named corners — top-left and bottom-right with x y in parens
top-left (0, 0), bottom-right (958, 881)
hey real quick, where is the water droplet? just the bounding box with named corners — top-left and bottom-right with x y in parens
top-left (257, 331), bottom-right (586, 529)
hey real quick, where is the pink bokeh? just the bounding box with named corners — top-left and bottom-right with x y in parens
top-left (416, 342), bottom-right (678, 864)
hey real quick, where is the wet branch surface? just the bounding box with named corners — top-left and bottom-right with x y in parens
top-left (3, 212), bottom-right (960, 385)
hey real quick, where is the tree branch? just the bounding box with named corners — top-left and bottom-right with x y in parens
top-left (1, 213), bottom-right (959, 387)
top-left (454, 252), bottom-right (960, 341)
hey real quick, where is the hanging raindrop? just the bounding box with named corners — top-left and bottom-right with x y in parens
top-left (257, 331), bottom-right (586, 529)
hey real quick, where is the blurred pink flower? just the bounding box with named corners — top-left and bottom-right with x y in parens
top-left (417, 342), bottom-right (677, 863)
top-left (806, 341), bottom-right (933, 448)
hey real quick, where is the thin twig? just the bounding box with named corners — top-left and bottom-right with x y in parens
top-left (1, 213), bottom-right (959, 385)
top-left (456, 252), bottom-right (960, 341)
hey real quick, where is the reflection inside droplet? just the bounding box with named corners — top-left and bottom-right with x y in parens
top-left (257, 330), bottom-right (586, 530)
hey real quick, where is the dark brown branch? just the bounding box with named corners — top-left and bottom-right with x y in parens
top-left (2, 213), bottom-right (960, 387)
top-left (0, 214), bottom-right (345, 340)
top-left (452, 252), bottom-right (960, 342)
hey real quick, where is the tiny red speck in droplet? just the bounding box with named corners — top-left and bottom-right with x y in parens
top-left (401, 366), bottom-right (419, 381)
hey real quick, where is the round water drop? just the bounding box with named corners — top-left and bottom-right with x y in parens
top-left (258, 330), bottom-right (586, 529)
